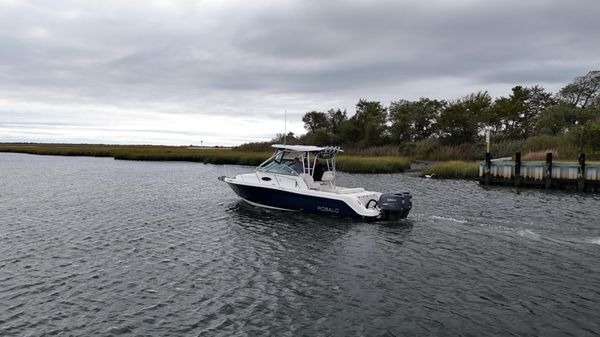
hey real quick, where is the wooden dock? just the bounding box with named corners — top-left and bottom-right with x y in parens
top-left (479, 152), bottom-right (600, 193)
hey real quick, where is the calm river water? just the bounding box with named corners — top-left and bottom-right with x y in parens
top-left (1, 153), bottom-right (599, 336)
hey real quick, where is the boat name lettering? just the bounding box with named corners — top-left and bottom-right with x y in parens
top-left (317, 206), bottom-right (340, 213)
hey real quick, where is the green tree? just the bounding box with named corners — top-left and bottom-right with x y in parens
top-left (352, 99), bottom-right (388, 147)
top-left (389, 98), bottom-right (445, 142)
top-left (536, 102), bottom-right (599, 137)
top-left (559, 71), bottom-right (600, 108)
top-left (302, 111), bottom-right (329, 133)
top-left (324, 109), bottom-right (348, 144)
top-left (487, 96), bottom-right (520, 135)
top-left (536, 104), bottom-right (577, 136)
top-left (272, 132), bottom-right (298, 144)
top-left (326, 109), bottom-right (347, 134)
top-left (337, 117), bottom-right (362, 145)
top-left (581, 121), bottom-right (600, 148)
top-left (488, 86), bottom-right (554, 138)
top-left (522, 86), bottom-right (556, 135)
top-left (437, 92), bottom-right (491, 144)
top-left (302, 129), bottom-right (331, 146)
top-left (388, 100), bottom-right (413, 142)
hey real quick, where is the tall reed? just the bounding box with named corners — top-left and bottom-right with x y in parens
top-left (420, 161), bottom-right (479, 179)
top-left (336, 156), bottom-right (411, 173)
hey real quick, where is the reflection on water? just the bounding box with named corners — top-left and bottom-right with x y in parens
top-left (1, 153), bottom-right (599, 336)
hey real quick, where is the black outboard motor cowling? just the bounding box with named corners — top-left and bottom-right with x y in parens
top-left (379, 192), bottom-right (412, 220)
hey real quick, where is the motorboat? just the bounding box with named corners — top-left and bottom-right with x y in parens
top-left (219, 144), bottom-right (412, 220)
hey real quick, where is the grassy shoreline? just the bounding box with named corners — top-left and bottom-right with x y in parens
top-left (8, 143), bottom-right (590, 178)
top-left (420, 161), bottom-right (480, 180)
top-left (0, 143), bottom-right (411, 174)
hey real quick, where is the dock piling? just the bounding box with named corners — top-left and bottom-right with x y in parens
top-left (484, 152), bottom-right (491, 186)
top-left (544, 153), bottom-right (552, 189)
top-left (515, 152), bottom-right (521, 188)
top-left (578, 153), bottom-right (586, 192)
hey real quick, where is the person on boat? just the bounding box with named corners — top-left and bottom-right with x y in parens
top-left (291, 157), bottom-right (303, 173)
top-left (313, 159), bottom-right (325, 181)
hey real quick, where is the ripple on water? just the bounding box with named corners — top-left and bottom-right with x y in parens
top-left (1, 153), bottom-right (600, 336)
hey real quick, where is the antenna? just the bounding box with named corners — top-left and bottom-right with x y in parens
top-left (283, 110), bottom-right (287, 145)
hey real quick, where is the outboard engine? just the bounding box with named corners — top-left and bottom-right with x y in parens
top-left (378, 192), bottom-right (412, 220)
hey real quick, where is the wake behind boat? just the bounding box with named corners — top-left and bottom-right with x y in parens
top-left (219, 144), bottom-right (412, 220)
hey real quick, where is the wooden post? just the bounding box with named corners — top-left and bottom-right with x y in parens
top-left (578, 153), bottom-right (586, 192)
top-left (514, 152), bottom-right (521, 188)
top-left (485, 152), bottom-right (491, 186)
top-left (544, 152), bottom-right (552, 189)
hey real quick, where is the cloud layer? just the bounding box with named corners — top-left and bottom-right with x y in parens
top-left (1, 0), bottom-right (599, 145)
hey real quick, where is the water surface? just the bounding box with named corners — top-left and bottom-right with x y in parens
top-left (1, 153), bottom-right (599, 336)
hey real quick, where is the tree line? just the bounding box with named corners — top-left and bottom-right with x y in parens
top-left (285, 71), bottom-right (600, 151)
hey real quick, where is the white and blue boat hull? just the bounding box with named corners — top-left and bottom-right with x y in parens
top-left (225, 179), bottom-right (366, 218)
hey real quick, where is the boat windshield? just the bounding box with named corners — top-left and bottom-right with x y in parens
top-left (257, 150), bottom-right (305, 176)
top-left (258, 161), bottom-right (299, 175)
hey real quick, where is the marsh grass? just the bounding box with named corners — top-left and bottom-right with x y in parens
top-left (522, 149), bottom-right (560, 161)
top-left (0, 144), bottom-right (411, 173)
top-left (0, 144), bottom-right (270, 166)
top-left (421, 161), bottom-right (480, 179)
top-left (336, 155), bottom-right (411, 173)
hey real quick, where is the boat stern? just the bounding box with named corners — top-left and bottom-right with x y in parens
top-left (378, 192), bottom-right (412, 220)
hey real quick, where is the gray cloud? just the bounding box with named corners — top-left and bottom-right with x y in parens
top-left (232, 0), bottom-right (600, 90)
top-left (0, 0), bottom-right (599, 144)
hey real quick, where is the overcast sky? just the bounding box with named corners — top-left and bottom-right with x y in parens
top-left (1, 0), bottom-right (599, 145)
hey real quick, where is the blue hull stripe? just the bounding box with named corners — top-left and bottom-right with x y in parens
top-left (226, 182), bottom-right (365, 219)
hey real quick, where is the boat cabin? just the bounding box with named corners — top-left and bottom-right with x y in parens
top-left (257, 144), bottom-right (342, 189)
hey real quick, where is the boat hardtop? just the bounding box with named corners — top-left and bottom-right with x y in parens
top-left (270, 144), bottom-right (338, 152)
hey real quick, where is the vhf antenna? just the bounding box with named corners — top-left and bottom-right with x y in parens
top-left (283, 110), bottom-right (287, 145)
